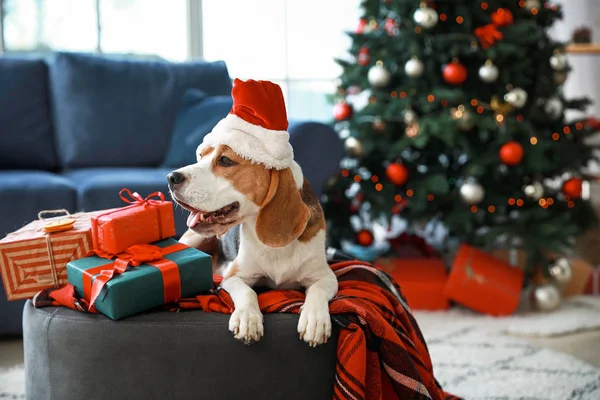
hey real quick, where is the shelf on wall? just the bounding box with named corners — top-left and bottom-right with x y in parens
top-left (565, 44), bottom-right (600, 54)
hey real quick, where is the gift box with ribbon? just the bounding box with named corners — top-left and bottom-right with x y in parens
top-left (584, 267), bottom-right (600, 295)
top-left (444, 244), bottom-right (524, 316)
top-left (376, 257), bottom-right (449, 311)
top-left (91, 189), bottom-right (176, 255)
top-left (66, 238), bottom-right (212, 320)
top-left (0, 209), bottom-right (111, 301)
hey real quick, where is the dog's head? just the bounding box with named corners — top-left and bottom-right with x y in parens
top-left (168, 144), bottom-right (309, 247)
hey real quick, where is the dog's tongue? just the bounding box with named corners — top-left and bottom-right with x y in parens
top-left (187, 211), bottom-right (202, 228)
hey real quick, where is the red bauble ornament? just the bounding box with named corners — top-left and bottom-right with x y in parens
top-left (356, 229), bottom-right (375, 247)
top-left (356, 18), bottom-right (367, 34)
top-left (443, 62), bottom-right (468, 85)
top-left (386, 163), bottom-right (409, 185)
top-left (357, 46), bottom-right (370, 66)
top-left (333, 102), bottom-right (353, 121)
top-left (499, 141), bottom-right (524, 165)
top-left (563, 177), bottom-right (583, 199)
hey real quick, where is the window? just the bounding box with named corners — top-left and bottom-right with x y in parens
top-left (1, 0), bottom-right (189, 60)
top-left (201, 0), bottom-right (361, 121)
top-left (1, 0), bottom-right (360, 119)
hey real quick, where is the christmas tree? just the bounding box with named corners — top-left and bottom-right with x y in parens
top-left (323, 0), bottom-right (599, 279)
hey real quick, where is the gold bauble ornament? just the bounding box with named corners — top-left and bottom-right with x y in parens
top-left (344, 137), bottom-right (364, 157)
top-left (554, 71), bottom-right (568, 85)
top-left (451, 105), bottom-right (475, 131)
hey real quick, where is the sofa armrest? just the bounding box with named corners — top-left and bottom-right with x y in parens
top-left (288, 120), bottom-right (343, 197)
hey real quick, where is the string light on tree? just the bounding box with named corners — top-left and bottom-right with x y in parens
top-left (478, 60), bottom-right (499, 83)
top-left (405, 56), bottom-right (424, 78)
top-left (504, 88), bottom-right (528, 108)
top-left (368, 61), bottom-right (392, 88)
top-left (451, 105), bottom-right (475, 131)
top-left (499, 141), bottom-right (524, 165)
top-left (459, 178), bottom-right (485, 205)
top-left (413, 2), bottom-right (438, 29)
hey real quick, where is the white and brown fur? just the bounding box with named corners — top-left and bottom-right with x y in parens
top-left (168, 145), bottom-right (338, 346)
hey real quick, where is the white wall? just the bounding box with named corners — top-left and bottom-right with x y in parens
top-left (549, 1), bottom-right (600, 118)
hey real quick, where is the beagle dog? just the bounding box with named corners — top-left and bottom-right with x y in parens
top-left (167, 145), bottom-right (338, 347)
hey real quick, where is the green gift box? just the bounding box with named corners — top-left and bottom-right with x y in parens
top-left (67, 238), bottom-right (212, 320)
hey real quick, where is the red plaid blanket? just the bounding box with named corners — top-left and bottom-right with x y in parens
top-left (34, 260), bottom-right (460, 400)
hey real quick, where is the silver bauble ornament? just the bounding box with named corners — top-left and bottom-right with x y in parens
top-left (504, 88), bottom-right (528, 108)
top-left (523, 181), bottom-right (544, 200)
top-left (531, 283), bottom-right (561, 312)
top-left (544, 96), bottom-right (563, 120)
top-left (478, 60), bottom-right (499, 83)
top-left (413, 5), bottom-right (438, 29)
top-left (344, 137), bottom-right (364, 157)
top-left (368, 62), bottom-right (391, 88)
top-left (548, 258), bottom-right (573, 285)
top-left (404, 109), bottom-right (418, 125)
top-left (405, 56), bottom-right (424, 78)
top-left (554, 71), bottom-right (568, 85)
top-left (460, 179), bottom-right (485, 205)
top-left (550, 53), bottom-right (568, 71)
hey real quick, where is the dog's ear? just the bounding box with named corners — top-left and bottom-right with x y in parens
top-left (256, 168), bottom-right (309, 248)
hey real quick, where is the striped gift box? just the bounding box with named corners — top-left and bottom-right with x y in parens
top-left (0, 210), bottom-right (109, 300)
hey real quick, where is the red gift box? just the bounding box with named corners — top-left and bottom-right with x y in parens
top-left (584, 267), bottom-right (599, 295)
top-left (91, 189), bottom-right (176, 255)
top-left (377, 257), bottom-right (449, 310)
top-left (444, 244), bottom-right (524, 316)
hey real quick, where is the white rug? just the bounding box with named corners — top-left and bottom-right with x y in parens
top-left (1, 297), bottom-right (599, 399)
top-left (0, 365), bottom-right (24, 399)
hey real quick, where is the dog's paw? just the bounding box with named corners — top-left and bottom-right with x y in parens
top-left (229, 306), bottom-right (264, 345)
top-left (297, 303), bottom-right (332, 347)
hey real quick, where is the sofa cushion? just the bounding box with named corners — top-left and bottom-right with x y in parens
top-left (62, 168), bottom-right (187, 236)
top-left (0, 58), bottom-right (57, 170)
top-left (49, 52), bottom-right (232, 168)
top-left (162, 89), bottom-right (233, 168)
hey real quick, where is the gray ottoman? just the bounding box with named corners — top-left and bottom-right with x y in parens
top-left (23, 301), bottom-right (338, 399)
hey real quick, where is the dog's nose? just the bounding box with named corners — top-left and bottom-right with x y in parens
top-left (167, 171), bottom-right (185, 186)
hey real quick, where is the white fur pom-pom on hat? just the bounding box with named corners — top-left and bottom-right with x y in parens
top-left (198, 78), bottom-right (294, 170)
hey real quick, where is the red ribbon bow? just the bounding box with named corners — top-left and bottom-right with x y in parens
top-left (83, 242), bottom-right (187, 310)
top-left (474, 24), bottom-right (503, 49)
top-left (119, 188), bottom-right (166, 207)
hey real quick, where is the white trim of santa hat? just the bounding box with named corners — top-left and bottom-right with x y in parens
top-left (198, 78), bottom-right (295, 171)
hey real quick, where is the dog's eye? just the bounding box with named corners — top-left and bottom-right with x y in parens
top-left (217, 156), bottom-right (236, 167)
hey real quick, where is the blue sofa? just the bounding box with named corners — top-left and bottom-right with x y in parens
top-left (0, 52), bottom-right (344, 336)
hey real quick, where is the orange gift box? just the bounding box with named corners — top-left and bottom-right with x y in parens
top-left (0, 209), bottom-right (109, 300)
top-left (377, 257), bottom-right (449, 310)
top-left (444, 244), bottom-right (524, 316)
top-left (91, 189), bottom-right (176, 255)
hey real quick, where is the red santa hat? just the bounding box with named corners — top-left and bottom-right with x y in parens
top-left (198, 78), bottom-right (294, 170)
